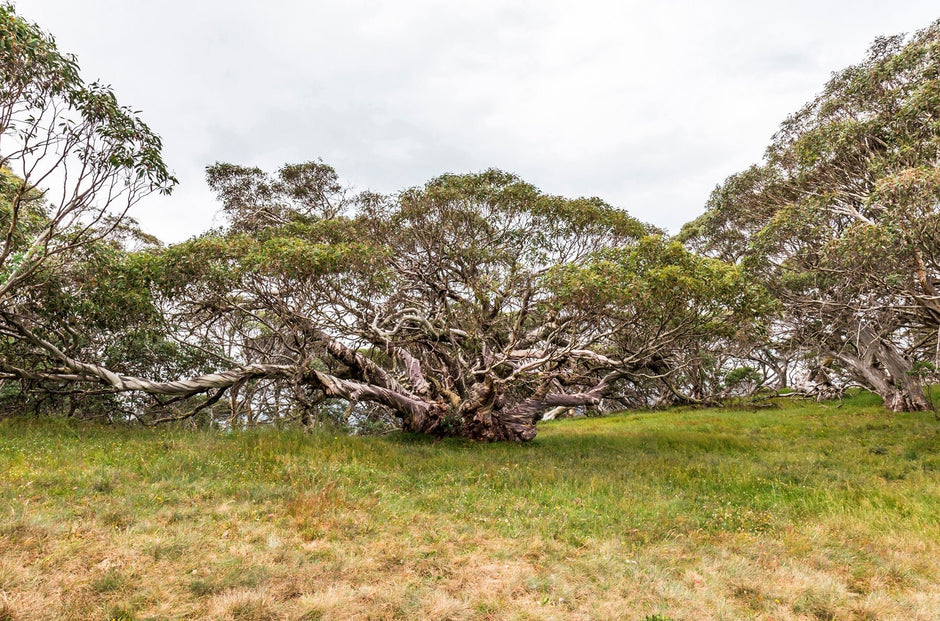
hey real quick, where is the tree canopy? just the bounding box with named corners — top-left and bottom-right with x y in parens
top-left (682, 19), bottom-right (940, 411)
top-left (135, 164), bottom-right (762, 440)
top-left (0, 4), bottom-right (180, 417)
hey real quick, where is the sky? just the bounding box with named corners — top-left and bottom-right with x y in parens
top-left (13, 0), bottom-right (940, 242)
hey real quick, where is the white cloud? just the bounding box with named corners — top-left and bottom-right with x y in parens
top-left (12, 0), bottom-right (940, 240)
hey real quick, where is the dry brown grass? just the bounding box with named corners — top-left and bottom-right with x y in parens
top-left (2, 508), bottom-right (936, 620)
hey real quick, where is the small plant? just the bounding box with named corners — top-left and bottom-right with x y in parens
top-left (723, 366), bottom-right (764, 397)
top-left (92, 570), bottom-right (125, 593)
top-left (0, 601), bottom-right (15, 621)
top-left (907, 360), bottom-right (936, 379)
top-left (107, 608), bottom-right (135, 621)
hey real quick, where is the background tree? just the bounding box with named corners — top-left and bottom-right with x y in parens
top-left (681, 20), bottom-right (940, 411)
top-left (0, 4), bottom-right (185, 418)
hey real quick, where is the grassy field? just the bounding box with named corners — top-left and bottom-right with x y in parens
top-left (0, 394), bottom-right (938, 620)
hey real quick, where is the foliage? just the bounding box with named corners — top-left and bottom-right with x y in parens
top-left (8, 4), bottom-right (940, 438)
top-left (681, 19), bottom-right (940, 411)
top-left (138, 164), bottom-right (765, 439)
top-left (0, 3), bottom-right (185, 420)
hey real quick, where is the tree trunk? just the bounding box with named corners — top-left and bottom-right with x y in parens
top-left (398, 400), bottom-right (538, 442)
top-left (832, 328), bottom-right (932, 412)
top-left (881, 386), bottom-right (931, 412)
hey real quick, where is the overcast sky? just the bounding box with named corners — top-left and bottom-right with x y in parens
top-left (13, 1), bottom-right (940, 242)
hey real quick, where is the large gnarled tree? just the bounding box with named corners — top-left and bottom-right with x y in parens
top-left (142, 163), bottom-right (761, 440)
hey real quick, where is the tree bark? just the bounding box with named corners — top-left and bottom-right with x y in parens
top-left (832, 325), bottom-right (931, 412)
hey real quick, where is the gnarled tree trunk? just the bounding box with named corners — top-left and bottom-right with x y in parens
top-left (832, 327), bottom-right (931, 412)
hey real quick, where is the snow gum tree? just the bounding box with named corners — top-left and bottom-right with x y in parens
top-left (682, 21), bottom-right (940, 411)
top-left (0, 4), bottom-right (181, 415)
top-left (147, 164), bottom-right (764, 440)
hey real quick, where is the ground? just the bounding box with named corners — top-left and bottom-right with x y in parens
top-left (0, 392), bottom-right (938, 620)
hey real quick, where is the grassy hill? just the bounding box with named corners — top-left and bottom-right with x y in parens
top-left (0, 395), bottom-right (938, 620)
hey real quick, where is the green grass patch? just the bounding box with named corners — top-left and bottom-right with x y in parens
top-left (0, 395), bottom-right (937, 618)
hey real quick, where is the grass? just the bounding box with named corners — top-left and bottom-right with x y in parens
top-left (0, 393), bottom-right (938, 619)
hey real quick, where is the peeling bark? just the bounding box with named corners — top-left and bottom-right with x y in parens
top-left (831, 324), bottom-right (931, 412)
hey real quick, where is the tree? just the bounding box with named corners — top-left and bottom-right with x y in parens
top-left (0, 4), bottom-right (174, 288)
top-left (0, 4), bottom-right (181, 416)
top-left (681, 20), bottom-right (940, 411)
top-left (144, 163), bottom-right (762, 440)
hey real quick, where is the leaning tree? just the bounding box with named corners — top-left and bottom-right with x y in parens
top-left (682, 20), bottom-right (940, 411)
top-left (0, 4), bottom-right (174, 294)
top-left (0, 4), bottom-right (187, 415)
